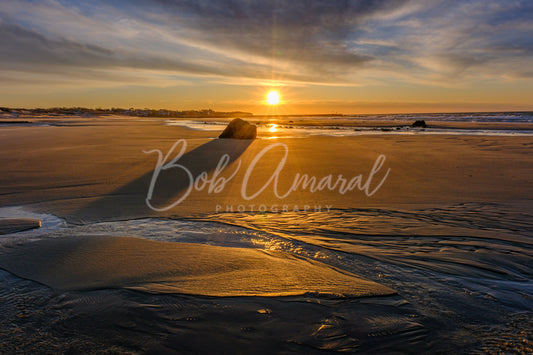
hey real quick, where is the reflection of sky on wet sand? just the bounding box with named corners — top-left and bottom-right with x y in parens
top-left (165, 119), bottom-right (533, 138)
top-left (2, 202), bottom-right (532, 352)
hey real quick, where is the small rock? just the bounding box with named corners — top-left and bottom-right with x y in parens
top-left (411, 120), bottom-right (426, 128)
top-left (219, 118), bottom-right (257, 139)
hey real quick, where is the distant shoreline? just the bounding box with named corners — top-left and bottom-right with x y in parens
top-left (1, 106), bottom-right (532, 119)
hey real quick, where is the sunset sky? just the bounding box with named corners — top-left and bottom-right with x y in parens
top-left (1, 0), bottom-right (532, 114)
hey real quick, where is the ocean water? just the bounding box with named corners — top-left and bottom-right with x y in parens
top-left (164, 111), bottom-right (533, 137)
top-left (331, 111), bottom-right (533, 123)
top-left (0, 204), bottom-right (532, 353)
top-left (353, 111), bottom-right (533, 123)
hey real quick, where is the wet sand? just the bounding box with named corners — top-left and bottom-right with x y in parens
top-left (0, 235), bottom-right (394, 297)
top-left (0, 218), bottom-right (41, 234)
top-left (0, 116), bottom-right (532, 353)
top-left (0, 117), bottom-right (532, 222)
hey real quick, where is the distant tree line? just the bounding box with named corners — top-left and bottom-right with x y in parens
top-left (0, 107), bottom-right (253, 118)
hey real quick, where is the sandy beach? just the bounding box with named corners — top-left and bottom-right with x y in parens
top-left (1, 116), bottom-right (532, 353)
top-left (1, 116), bottom-right (532, 221)
top-left (3, 0), bottom-right (533, 352)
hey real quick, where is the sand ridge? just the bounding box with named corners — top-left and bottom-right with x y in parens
top-left (0, 235), bottom-right (396, 297)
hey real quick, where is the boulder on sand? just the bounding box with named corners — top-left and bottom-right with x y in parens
top-left (219, 118), bottom-right (257, 139)
top-left (411, 120), bottom-right (426, 128)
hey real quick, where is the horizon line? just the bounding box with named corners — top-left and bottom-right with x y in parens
top-left (2, 106), bottom-right (533, 117)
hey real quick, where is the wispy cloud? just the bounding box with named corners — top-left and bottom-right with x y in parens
top-left (1, 0), bottom-right (532, 89)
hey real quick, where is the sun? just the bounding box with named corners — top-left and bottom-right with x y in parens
top-left (266, 90), bottom-right (280, 105)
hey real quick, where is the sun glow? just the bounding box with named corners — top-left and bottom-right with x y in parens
top-left (269, 124), bottom-right (277, 132)
top-left (266, 90), bottom-right (280, 105)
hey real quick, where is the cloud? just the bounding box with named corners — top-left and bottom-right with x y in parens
top-left (0, 0), bottom-right (415, 85)
top-left (376, 1), bottom-right (533, 81)
top-left (0, 17), bottom-right (277, 84)
top-left (1, 0), bottom-right (533, 88)
top-left (0, 21), bottom-right (113, 68)
top-left (144, 0), bottom-right (407, 63)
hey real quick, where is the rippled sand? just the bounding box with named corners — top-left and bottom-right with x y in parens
top-left (1, 209), bottom-right (532, 353)
top-left (0, 116), bottom-right (532, 353)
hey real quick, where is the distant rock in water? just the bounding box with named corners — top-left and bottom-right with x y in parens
top-left (219, 118), bottom-right (257, 139)
top-left (411, 120), bottom-right (427, 128)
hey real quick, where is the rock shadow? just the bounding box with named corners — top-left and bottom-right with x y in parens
top-left (71, 139), bottom-right (253, 223)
